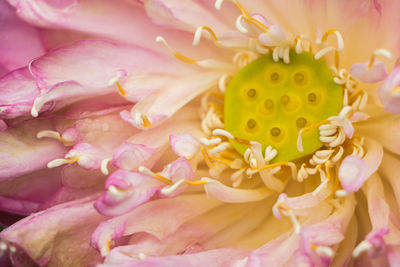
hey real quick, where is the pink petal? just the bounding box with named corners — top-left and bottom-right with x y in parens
top-left (0, 195), bottom-right (105, 266)
top-left (7, 0), bottom-right (174, 51)
top-left (66, 143), bottom-right (108, 170)
top-left (0, 167), bottom-right (62, 214)
top-left (101, 248), bottom-right (247, 267)
top-left (363, 138), bottom-right (384, 178)
top-left (91, 194), bottom-right (221, 256)
top-left (103, 203), bottom-right (256, 263)
top-left (129, 71), bottom-right (221, 129)
top-left (66, 113), bottom-right (139, 153)
top-left (366, 228), bottom-right (390, 258)
top-left (143, 0), bottom-right (229, 34)
top-left (39, 185), bottom-right (104, 210)
top-left (378, 66), bottom-right (400, 114)
top-left (350, 111), bottom-right (370, 122)
top-left (0, 0), bottom-right (44, 70)
top-left (61, 164), bottom-right (106, 189)
top-left (0, 67), bottom-right (39, 119)
top-left (338, 155), bottom-right (367, 193)
top-left (168, 157), bottom-right (194, 183)
top-left (112, 142), bottom-right (157, 170)
top-left (0, 196), bottom-right (39, 216)
top-left (203, 178), bottom-right (272, 203)
top-left (247, 234), bottom-right (301, 267)
top-left (29, 39), bottom-right (189, 116)
top-left (0, 119), bottom-right (67, 180)
top-left (258, 25), bottom-right (287, 46)
top-left (350, 61), bottom-right (387, 83)
top-left (342, 119), bottom-right (355, 138)
top-left (94, 170), bottom-right (163, 217)
top-left (356, 117), bottom-right (400, 155)
top-left (339, 137), bottom-right (383, 193)
top-left (272, 193), bottom-right (287, 220)
top-left (61, 94), bottom-right (131, 120)
top-left (169, 133), bottom-right (199, 158)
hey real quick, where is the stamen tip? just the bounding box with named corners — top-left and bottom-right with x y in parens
top-left (215, 0), bottom-right (223, 10)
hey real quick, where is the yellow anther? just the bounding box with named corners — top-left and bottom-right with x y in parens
top-left (252, 161), bottom-right (289, 172)
top-left (233, 137), bottom-right (251, 146)
top-left (321, 30), bottom-right (337, 42)
top-left (153, 173), bottom-right (172, 184)
top-left (138, 166), bottom-right (172, 184)
top-left (199, 26), bottom-right (219, 42)
top-left (300, 119), bottom-right (330, 134)
top-left (368, 54), bottom-right (376, 69)
top-left (201, 147), bottom-right (215, 168)
top-left (116, 81), bottom-right (126, 97)
top-left (142, 115), bottom-right (152, 128)
top-left (184, 180), bottom-right (208, 185)
top-left (156, 36), bottom-right (197, 64)
top-left (320, 30), bottom-right (344, 52)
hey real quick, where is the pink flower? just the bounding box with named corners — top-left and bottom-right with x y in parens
top-left (1, 0), bottom-right (400, 266)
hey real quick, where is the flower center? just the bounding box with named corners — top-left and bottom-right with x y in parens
top-left (224, 50), bottom-right (343, 162)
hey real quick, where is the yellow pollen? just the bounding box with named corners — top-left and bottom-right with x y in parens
top-left (116, 81), bottom-right (126, 97)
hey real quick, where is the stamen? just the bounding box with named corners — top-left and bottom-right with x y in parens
top-left (295, 36), bottom-right (303, 54)
top-left (315, 245), bottom-right (334, 259)
top-left (368, 48), bottom-right (392, 68)
top-left (138, 166), bottom-right (172, 184)
top-left (252, 161), bottom-right (289, 172)
top-left (209, 143), bottom-right (228, 155)
top-left (275, 202), bottom-right (301, 234)
top-left (134, 112), bottom-right (152, 128)
top-left (201, 147), bottom-right (215, 168)
top-left (314, 46), bottom-right (337, 60)
top-left (215, 0), bottom-right (269, 33)
top-left (193, 26), bottom-right (219, 46)
top-left (101, 158), bottom-right (112, 175)
top-left (156, 36), bottom-right (197, 64)
top-left (161, 178), bottom-right (209, 196)
top-left (108, 70), bottom-right (127, 96)
top-left (47, 157), bottom-right (78, 168)
top-left (236, 15), bottom-right (248, 34)
top-left (320, 30), bottom-right (344, 52)
top-left (108, 185), bottom-right (127, 198)
top-left (199, 137), bottom-right (222, 146)
top-left (218, 74), bottom-right (231, 93)
top-left (297, 120), bottom-right (330, 152)
top-left (37, 130), bottom-right (74, 146)
top-left (335, 189), bottom-right (348, 197)
top-left (212, 129), bottom-right (234, 139)
top-left (37, 130), bottom-right (61, 140)
top-left (138, 253), bottom-right (147, 260)
top-left (352, 240), bottom-right (372, 258)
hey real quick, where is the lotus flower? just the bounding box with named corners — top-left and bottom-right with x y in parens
top-left (1, 0), bottom-right (400, 266)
